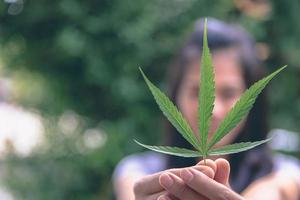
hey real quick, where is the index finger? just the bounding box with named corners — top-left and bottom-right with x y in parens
top-left (197, 159), bottom-right (217, 173)
top-left (134, 161), bottom-right (216, 196)
top-left (180, 168), bottom-right (243, 200)
top-left (134, 168), bottom-right (181, 195)
top-left (134, 161), bottom-right (217, 195)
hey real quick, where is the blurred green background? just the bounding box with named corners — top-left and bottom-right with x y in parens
top-left (0, 0), bottom-right (299, 199)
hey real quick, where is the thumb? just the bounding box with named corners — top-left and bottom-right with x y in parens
top-left (215, 158), bottom-right (230, 187)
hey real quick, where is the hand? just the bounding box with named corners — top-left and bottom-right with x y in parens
top-left (133, 160), bottom-right (217, 200)
top-left (158, 158), bottom-right (245, 200)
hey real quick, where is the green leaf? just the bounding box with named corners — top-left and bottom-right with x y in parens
top-left (135, 140), bottom-right (203, 157)
top-left (136, 20), bottom-right (286, 161)
top-left (208, 65), bottom-right (287, 149)
top-left (198, 18), bottom-right (215, 154)
top-left (208, 138), bottom-right (271, 156)
top-left (139, 68), bottom-right (201, 151)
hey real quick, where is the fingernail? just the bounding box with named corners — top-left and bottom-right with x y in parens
top-left (181, 169), bottom-right (194, 183)
top-left (160, 174), bottom-right (173, 188)
top-left (158, 196), bottom-right (169, 200)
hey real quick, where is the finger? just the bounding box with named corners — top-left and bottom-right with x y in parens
top-left (134, 168), bottom-right (182, 195)
top-left (159, 172), bottom-right (207, 200)
top-left (134, 173), bottom-right (164, 195)
top-left (157, 194), bottom-right (179, 200)
top-left (158, 194), bottom-right (181, 200)
top-left (157, 195), bottom-right (172, 200)
top-left (181, 168), bottom-right (242, 200)
top-left (144, 190), bottom-right (168, 200)
top-left (197, 159), bottom-right (217, 173)
top-left (215, 158), bottom-right (230, 187)
top-left (193, 165), bottom-right (215, 179)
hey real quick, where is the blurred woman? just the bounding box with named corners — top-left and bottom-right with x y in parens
top-left (113, 18), bottom-right (300, 200)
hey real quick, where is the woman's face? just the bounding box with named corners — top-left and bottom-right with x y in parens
top-left (176, 48), bottom-right (246, 148)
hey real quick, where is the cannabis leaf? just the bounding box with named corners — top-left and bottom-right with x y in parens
top-left (135, 19), bottom-right (287, 162)
top-left (198, 19), bottom-right (215, 159)
top-left (207, 66), bottom-right (286, 150)
top-left (135, 140), bottom-right (202, 157)
top-left (139, 69), bottom-right (201, 151)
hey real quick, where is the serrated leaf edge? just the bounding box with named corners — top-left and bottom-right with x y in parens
top-left (139, 68), bottom-right (201, 152)
top-left (208, 65), bottom-right (287, 149)
top-left (198, 18), bottom-right (215, 156)
top-left (208, 138), bottom-right (271, 156)
top-left (134, 140), bottom-right (203, 157)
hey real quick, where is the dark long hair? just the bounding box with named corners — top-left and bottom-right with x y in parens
top-left (164, 18), bottom-right (273, 193)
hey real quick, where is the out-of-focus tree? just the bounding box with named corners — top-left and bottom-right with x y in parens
top-left (0, 0), bottom-right (299, 199)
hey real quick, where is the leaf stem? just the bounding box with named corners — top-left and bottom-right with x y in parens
top-left (203, 154), bottom-right (207, 165)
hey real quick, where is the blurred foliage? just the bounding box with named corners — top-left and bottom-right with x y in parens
top-left (0, 0), bottom-right (299, 199)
